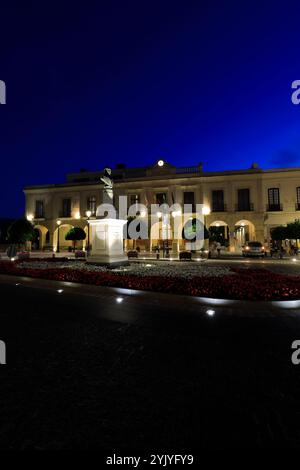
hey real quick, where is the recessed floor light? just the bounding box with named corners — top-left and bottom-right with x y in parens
top-left (206, 309), bottom-right (215, 316)
top-left (116, 297), bottom-right (123, 303)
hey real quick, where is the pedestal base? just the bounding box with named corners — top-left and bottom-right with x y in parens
top-left (87, 218), bottom-right (128, 267)
top-left (87, 257), bottom-right (129, 267)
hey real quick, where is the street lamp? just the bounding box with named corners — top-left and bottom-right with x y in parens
top-left (56, 220), bottom-right (61, 253)
top-left (27, 214), bottom-right (34, 223)
top-left (202, 206), bottom-right (211, 216)
top-left (86, 210), bottom-right (92, 252)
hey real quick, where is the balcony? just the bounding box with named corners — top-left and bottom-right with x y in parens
top-left (34, 212), bottom-right (45, 219)
top-left (212, 203), bottom-right (227, 212)
top-left (235, 203), bottom-right (254, 212)
top-left (296, 203), bottom-right (300, 211)
top-left (266, 203), bottom-right (282, 212)
top-left (59, 211), bottom-right (72, 218)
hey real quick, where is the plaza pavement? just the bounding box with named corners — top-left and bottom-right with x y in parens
top-left (1, 273), bottom-right (300, 449)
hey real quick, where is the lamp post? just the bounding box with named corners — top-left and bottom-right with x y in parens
top-left (27, 215), bottom-right (34, 251)
top-left (86, 210), bottom-right (92, 253)
top-left (56, 220), bottom-right (61, 253)
top-left (202, 206), bottom-right (211, 256)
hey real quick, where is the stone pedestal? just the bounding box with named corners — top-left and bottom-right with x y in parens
top-left (87, 218), bottom-right (128, 266)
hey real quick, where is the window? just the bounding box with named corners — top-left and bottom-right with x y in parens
top-left (183, 191), bottom-right (195, 211)
top-left (87, 196), bottom-right (97, 215)
top-left (237, 189), bottom-right (251, 211)
top-left (156, 193), bottom-right (167, 205)
top-left (129, 194), bottom-right (140, 206)
top-left (62, 198), bottom-right (71, 217)
top-left (268, 188), bottom-right (281, 210)
top-left (212, 190), bottom-right (225, 211)
top-left (35, 200), bottom-right (44, 218)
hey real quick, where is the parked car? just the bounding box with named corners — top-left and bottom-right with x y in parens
top-left (242, 241), bottom-right (267, 257)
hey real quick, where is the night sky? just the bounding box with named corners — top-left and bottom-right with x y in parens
top-left (1, 1), bottom-right (300, 217)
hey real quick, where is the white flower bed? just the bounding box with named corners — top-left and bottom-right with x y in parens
top-left (17, 260), bottom-right (233, 279)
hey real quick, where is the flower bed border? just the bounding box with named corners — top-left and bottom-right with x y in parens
top-left (0, 260), bottom-right (300, 301)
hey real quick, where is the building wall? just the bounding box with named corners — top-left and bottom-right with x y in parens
top-left (24, 165), bottom-right (300, 252)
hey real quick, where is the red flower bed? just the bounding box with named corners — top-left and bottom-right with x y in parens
top-left (0, 261), bottom-right (300, 301)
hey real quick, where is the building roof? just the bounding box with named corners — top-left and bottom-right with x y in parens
top-left (24, 161), bottom-right (300, 191)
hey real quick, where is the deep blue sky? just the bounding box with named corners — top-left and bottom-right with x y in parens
top-left (1, 1), bottom-right (300, 217)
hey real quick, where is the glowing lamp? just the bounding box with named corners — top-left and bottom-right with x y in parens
top-left (202, 206), bottom-right (211, 216)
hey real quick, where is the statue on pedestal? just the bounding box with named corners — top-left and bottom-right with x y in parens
top-left (87, 166), bottom-right (128, 266)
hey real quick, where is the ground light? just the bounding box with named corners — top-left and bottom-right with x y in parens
top-left (292, 258), bottom-right (297, 262)
top-left (206, 309), bottom-right (215, 316)
top-left (57, 289), bottom-right (64, 294)
top-left (116, 297), bottom-right (123, 303)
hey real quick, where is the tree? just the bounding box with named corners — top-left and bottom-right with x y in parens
top-left (65, 227), bottom-right (86, 251)
top-left (286, 219), bottom-right (300, 243)
top-left (7, 218), bottom-right (35, 247)
top-left (270, 225), bottom-right (288, 243)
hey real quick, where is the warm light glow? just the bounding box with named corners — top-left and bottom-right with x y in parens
top-left (140, 210), bottom-right (146, 217)
top-left (157, 211), bottom-right (162, 218)
top-left (57, 220), bottom-right (62, 226)
top-left (75, 212), bottom-right (81, 220)
top-left (216, 223), bottom-right (220, 227)
top-left (202, 206), bottom-right (211, 216)
top-left (292, 258), bottom-right (297, 262)
top-left (86, 210), bottom-right (92, 218)
top-left (27, 214), bottom-right (34, 222)
top-left (157, 160), bottom-right (164, 167)
top-left (206, 309), bottom-right (215, 316)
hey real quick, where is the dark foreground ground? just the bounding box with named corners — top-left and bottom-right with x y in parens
top-left (0, 275), bottom-right (300, 451)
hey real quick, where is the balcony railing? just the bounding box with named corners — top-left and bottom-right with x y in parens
top-left (266, 203), bottom-right (282, 212)
top-left (59, 211), bottom-right (72, 218)
top-left (212, 203), bottom-right (227, 212)
top-left (235, 203), bottom-right (254, 211)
